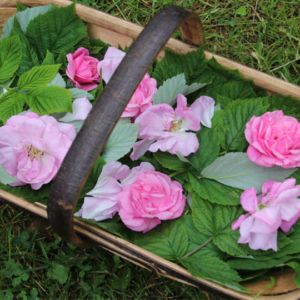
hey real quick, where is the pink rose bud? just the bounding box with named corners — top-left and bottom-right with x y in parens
top-left (232, 179), bottom-right (300, 251)
top-left (117, 169), bottom-right (186, 233)
top-left (245, 110), bottom-right (300, 168)
top-left (66, 47), bottom-right (101, 91)
top-left (0, 113), bottom-right (76, 190)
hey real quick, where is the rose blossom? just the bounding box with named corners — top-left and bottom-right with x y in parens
top-left (190, 96), bottom-right (215, 128)
top-left (117, 169), bottom-right (186, 233)
top-left (0, 112), bottom-right (76, 189)
top-left (130, 94), bottom-right (200, 160)
top-left (97, 47), bottom-right (157, 119)
top-left (232, 178), bottom-right (300, 251)
top-left (245, 110), bottom-right (300, 168)
top-left (66, 47), bottom-right (100, 91)
top-left (76, 162), bottom-right (154, 221)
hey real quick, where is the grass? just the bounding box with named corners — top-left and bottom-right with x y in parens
top-left (1, 0), bottom-right (299, 299)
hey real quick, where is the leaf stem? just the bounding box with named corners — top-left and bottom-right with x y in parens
top-left (183, 237), bottom-right (213, 258)
top-left (169, 170), bottom-right (186, 178)
top-left (0, 84), bottom-right (13, 91)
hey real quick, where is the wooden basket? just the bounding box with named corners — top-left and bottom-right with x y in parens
top-left (1, 1), bottom-right (300, 299)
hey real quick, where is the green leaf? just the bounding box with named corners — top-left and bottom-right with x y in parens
top-left (286, 261), bottom-right (300, 288)
top-left (42, 50), bottom-right (55, 65)
top-left (48, 73), bottom-right (66, 88)
top-left (20, 273), bottom-right (29, 281)
top-left (202, 153), bottom-right (297, 193)
top-left (0, 35), bottom-right (22, 82)
top-left (69, 88), bottom-right (94, 101)
top-left (16, 2), bottom-right (27, 12)
top-left (152, 47), bottom-right (211, 86)
top-left (0, 90), bottom-right (24, 123)
top-left (49, 262), bottom-right (70, 284)
top-left (10, 17), bottom-right (40, 76)
top-left (152, 73), bottom-right (206, 105)
top-left (236, 6), bottom-right (247, 16)
top-left (134, 219), bottom-right (188, 261)
top-left (187, 127), bottom-right (220, 172)
top-left (215, 98), bottom-right (269, 151)
top-left (154, 151), bottom-right (188, 171)
top-left (102, 122), bottom-right (139, 163)
top-left (24, 86), bottom-right (72, 115)
top-left (12, 277), bottom-right (22, 287)
top-left (112, 266), bottom-right (131, 291)
top-left (268, 94), bottom-right (300, 119)
top-left (220, 81), bottom-right (256, 100)
top-left (180, 255), bottom-right (242, 283)
top-left (18, 65), bottom-right (60, 90)
top-left (188, 172), bottom-right (242, 205)
top-left (26, 3), bottom-right (87, 59)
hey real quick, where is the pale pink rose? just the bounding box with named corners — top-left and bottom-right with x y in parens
top-left (66, 47), bottom-right (100, 91)
top-left (97, 47), bottom-right (157, 119)
top-left (117, 169), bottom-right (186, 233)
top-left (0, 112), bottom-right (76, 190)
top-left (130, 94), bottom-right (200, 160)
top-left (77, 162), bottom-right (154, 221)
top-left (245, 110), bottom-right (300, 168)
top-left (190, 96), bottom-right (215, 128)
top-left (232, 179), bottom-right (300, 251)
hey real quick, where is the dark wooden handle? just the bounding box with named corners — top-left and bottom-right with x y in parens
top-left (47, 5), bottom-right (205, 247)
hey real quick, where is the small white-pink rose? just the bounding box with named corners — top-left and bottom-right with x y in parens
top-left (0, 112), bottom-right (76, 190)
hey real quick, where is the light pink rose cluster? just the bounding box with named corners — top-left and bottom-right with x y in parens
top-left (97, 47), bottom-right (157, 119)
top-left (77, 161), bottom-right (186, 232)
top-left (232, 178), bottom-right (300, 251)
top-left (66, 47), bottom-right (101, 91)
top-left (0, 113), bottom-right (76, 190)
top-left (245, 110), bottom-right (300, 168)
top-left (130, 94), bottom-right (215, 160)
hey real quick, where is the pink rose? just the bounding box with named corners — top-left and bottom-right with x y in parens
top-left (97, 47), bottom-right (157, 119)
top-left (117, 169), bottom-right (186, 233)
top-left (232, 179), bottom-right (300, 251)
top-left (0, 112), bottom-right (76, 190)
top-left (130, 94), bottom-right (200, 160)
top-left (245, 110), bottom-right (300, 168)
top-left (66, 47), bottom-right (100, 91)
top-left (190, 96), bottom-right (215, 128)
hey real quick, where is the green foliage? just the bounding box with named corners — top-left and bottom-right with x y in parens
top-left (154, 151), bottom-right (188, 171)
top-left (16, 2), bottom-right (27, 12)
top-left (0, 90), bottom-right (24, 123)
top-left (268, 94), bottom-right (300, 119)
top-left (26, 3), bottom-right (87, 61)
top-left (0, 35), bottom-right (22, 83)
top-left (215, 98), bottom-right (269, 151)
top-left (134, 219), bottom-right (188, 261)
top-left (42, 51), bottom-right (55, 65)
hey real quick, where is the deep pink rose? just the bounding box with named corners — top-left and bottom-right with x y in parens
top-left (66, 47), bottom-right (100, 91)
top-left (0, 112), bottom-right (76, 189)
top-left (130, 94), bottom-right (200, 160)
top-left (232, 179), bottom-right (300, 251)
top-left (117, 170), bottom-right (186, 233)
top-left (245, 110), bottom-right (300, 168)
top-left (97, 47), bottom-right (157, 119)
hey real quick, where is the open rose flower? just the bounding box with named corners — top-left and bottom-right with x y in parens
top-left (245, 110), bottom-right (300, 168)
top-left (117, 168), bottom-right (186, 233)
top-left (66, 47), bottom-right (101, 91)
top-left (232, 178), bottom-right (300, 251)
top-left (0, 112), bottom-right (76, 190)
top-left (130, 94), bottom-right (200, 160)
top-left (97, 47), bottom-right (157, 119)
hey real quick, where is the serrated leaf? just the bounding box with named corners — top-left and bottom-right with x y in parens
top-left (0, 90), bottom-right (24, 123)
top-left (0, 35), bottom-right (22, 82)
top-left (215, 98), bottom-right (269, 151)
top-left (0, 165), bottom-right (19, 185)
top-left (69, 88), bottom-right (94, 101)
top-left (152, 73), bottom-right (206, 105)
top-left (286, 261), bottom-right (300, 287)
top-left (221, 81), bottom-right (256, 100)
top-left (10, 17), bottom-right (40, 76)
top-left (42, 50), bottom-right (55, 66)
top-left (24, 86), bottom-right (72, 115)
top-left (187, 127), bottom-right (220, 172)
top-left (154, 151), bottom-right (188, 171)
top-left (134, 219), bottom-right (188, 261)
top-left (268, 94), bottom-right (300, 119)
top-left (18, 65), bottom-right (60, 90)
top-left (180, 255), bottom-right (242, 283)
top-left (16, 2), bottom-right (27, 12)
top-left (102, 122), bottom-right (139, 163)
top-left (26, 3), bottom-right (87, 60)
top-left (48, 73), bottom-right (66, 88)
top-left (189, 172), bottom-right (242, 205)
top-left (202, 153), bottom-right (297, 193)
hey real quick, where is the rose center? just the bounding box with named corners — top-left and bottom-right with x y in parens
top-left (169, 119), bottom-right (182, 132)
top-left (27, 145), bottom-right (44, 161)
top-left (258, 203), bottom-right (266, 210)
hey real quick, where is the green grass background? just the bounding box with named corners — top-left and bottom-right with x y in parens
top-left (1, 0), bottom-right (299, 299)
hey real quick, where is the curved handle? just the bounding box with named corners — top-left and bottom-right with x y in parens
top-left (47, 5), bottom-right (205, 247)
